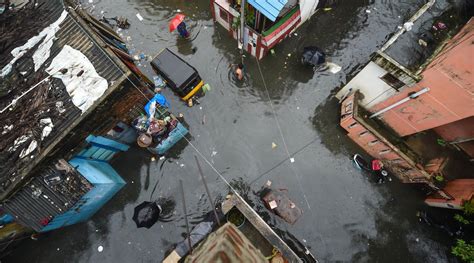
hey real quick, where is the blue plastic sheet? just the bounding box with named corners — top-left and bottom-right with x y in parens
top-left (144, 94), bottom-right (170, 115)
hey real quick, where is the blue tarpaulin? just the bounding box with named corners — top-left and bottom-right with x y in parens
top-left (144, 94), bottom-right (170, 115)
top-left (247, 0), bottom-right (288, 22)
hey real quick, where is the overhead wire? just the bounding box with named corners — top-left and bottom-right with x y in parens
top-left (255, 57), bottom-right (312, 210)
top-left (65, 5), bottom-right (244, 199)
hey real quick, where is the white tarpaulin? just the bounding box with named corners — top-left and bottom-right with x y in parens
top-left (47, 45), bottom-right (109, 113)
top-left (299, 0), bottom-right (319, 23)
top-left (0, 10), bottom-right (68, 77)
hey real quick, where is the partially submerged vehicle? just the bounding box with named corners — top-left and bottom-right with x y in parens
top-left (353, 154), bottom-right (389, 183)
top-left (150, 48), bottom-right (204, 102)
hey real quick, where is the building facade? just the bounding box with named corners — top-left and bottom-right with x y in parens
top-left (337, 1), bottom-right (473, 209)
top-left (211, 0), bottom-right (334, 59)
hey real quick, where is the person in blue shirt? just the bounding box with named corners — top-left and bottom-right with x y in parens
top-left (177, 22), bottom-right (190, 38)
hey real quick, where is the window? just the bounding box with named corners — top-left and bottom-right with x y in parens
top-left (219, 7), bottom-right (228, 22)
top-left (348, 122), bottom-right (358, 129)
top-left (379, 149), bottom-right (391, 155)
top-left (369, 140), bottom-right (379, 146)
top-left (359, 131), bottom-right (369, 137)
top-left (380, 73), bottom-right (405, 91)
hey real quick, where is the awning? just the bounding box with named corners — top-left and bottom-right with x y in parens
top-left (247, 0), bottom-right (288, 22)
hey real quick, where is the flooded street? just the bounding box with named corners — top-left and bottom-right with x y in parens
top-left (5, 0), bottom-right (463, 262)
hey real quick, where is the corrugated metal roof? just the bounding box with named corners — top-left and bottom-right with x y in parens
top-left (1, 160), bottom-right (92, 232)
top-left (0, 0), bottom-right (128, 198)
top-left (247, 0), bottom-right (288, 22)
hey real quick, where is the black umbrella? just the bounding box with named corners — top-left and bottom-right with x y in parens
top-left (133, 201), bottom-right (162, 228)
top-left (301, 46), bottom-right (326, 67)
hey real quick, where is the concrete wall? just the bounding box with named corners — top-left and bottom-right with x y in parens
top-left (369, 19), bottom-right (474, 136)
top-left (340, 92), bottom-right (431, 184)
top-left (336, 62), bottom-right (400, 108)
top-left (434, 116), bottom-right (474, 158)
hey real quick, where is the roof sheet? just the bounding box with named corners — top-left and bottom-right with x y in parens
top-left (0, 0), bottom-right (126, 198)
top-left (247, 0), bottom-right (288, 22)
top-left (1, 160), bottom-right (92, 232)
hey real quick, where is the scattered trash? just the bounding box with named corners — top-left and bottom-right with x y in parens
top-left (116, 17), bottom-right (130, 29)
top-left (287, 53), bottom-right (292, 57)
top-left (98, 245), bottom-right (104, 252)
top-left (403, 22), bottom-right (414, 31)
top-left (263, 188), bottom-right (303, 224)
top-left (415, 238), bottom-right (419, 242)
top-left (153, 75), bottom-right (166, 89)
top-left (326, 62), bottom-right (342, 74)
top-left (151, 156), bottom-right (156, 161)
top-left (268, 200), bottom-right (278, 209)
top-left (180, 163), bottom-right (185, 167)
top-left (270, 49), bottom-right (275, 55)
top-left (199, 106), bottom-right (202, 110)
top-left (366, 9), bottom-right (371, 13)
top-left (159, 156), bottom-right (165, 161)
top-left (418, 39), bottom-right (428, 47)
top-left (290, 158), bottom-right (295, 163)
top-left (188, 99), bottom-right (193, 107)
top-left (88, 0), bottom-right (93, 3)
top-left (323, 7), bottom-right (332, 11)
top-left (202, 83), bottom-right (211, 93)
top-left (139, 53), bottom-right (146, 60)
top-left (202, 115), bottom-right (206, 125)
top-left (433, 22), bottom-right (447, 31)
top-left (294, 33), bottom-right (298, 36)
top-left (265, 180), bottom-right (272, 187)
top-left (211, 151), bottom-right (218, 157)
top-left (136, 13), bottom-right (144, 21)
top-left (272, 142), bottom-right (277, 149)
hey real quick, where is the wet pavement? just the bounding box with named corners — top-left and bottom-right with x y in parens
top-left (4, 0), bottom-right (468, 262)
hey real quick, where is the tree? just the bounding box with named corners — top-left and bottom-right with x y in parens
top-left (451, 239), bottom-right (474, 262)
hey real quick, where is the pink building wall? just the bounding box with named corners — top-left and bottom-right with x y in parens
top-left (369, 18), bottom-right (474, 137)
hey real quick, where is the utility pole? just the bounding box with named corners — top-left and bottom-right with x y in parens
top-left (239, 0), bottom-right (245, 51)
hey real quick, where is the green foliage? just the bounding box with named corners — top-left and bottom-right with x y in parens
top-left (451, 239), bottom-right (474, 262)
top-left (454, 214), bottom-right (470, 225)
top-left (463, 200), bottom-right (474, 216)
top-left (435, 175), bottom-right (444, 182)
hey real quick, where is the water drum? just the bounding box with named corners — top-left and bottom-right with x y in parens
top-left (137, 133), bottom-right (152, 147)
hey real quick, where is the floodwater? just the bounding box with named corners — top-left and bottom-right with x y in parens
top-left (5, 0), bottom-right (469, 262)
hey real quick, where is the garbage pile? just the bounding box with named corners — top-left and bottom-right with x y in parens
top-left (132, 94), bottom-right (178, 148)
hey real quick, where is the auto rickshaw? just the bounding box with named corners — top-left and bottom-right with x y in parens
top-left (150, 48), bottom-right (204, 101)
